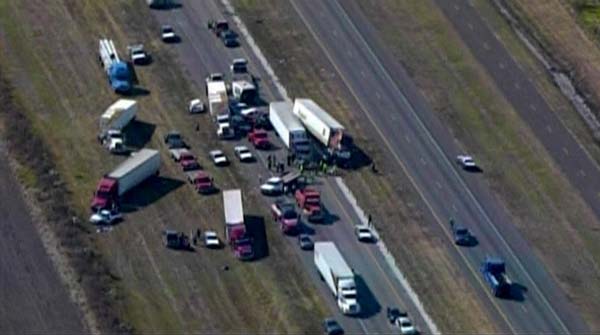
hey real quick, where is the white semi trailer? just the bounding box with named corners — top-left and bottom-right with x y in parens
top-left (314, 242), bottom-right (360, 315)
top-left (98, 99), bottom-right (137, 154)
top-left (269, 101), bottom-right (310, 158)
top-left (293, 98), bottom-right (351, 162)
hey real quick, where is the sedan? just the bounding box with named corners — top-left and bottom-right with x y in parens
top-left (298, 234), bottom-right (314, 250)
top-left (456, 155), bottom-right (477, 170)
top-left (204, 231), bottom-right (221, 248)
top-left (209, 150), bottom-right (229, 166)
top-left (89, 209), bottom-right (122, 225)
top-left (355, 225), bottom-right (375, 242)
top-left (234, 145), bottom-right (254, 162)
top-left (322, 318), bottom-right (344, 335)
top-left (161, 25), bottom-right (177, 42)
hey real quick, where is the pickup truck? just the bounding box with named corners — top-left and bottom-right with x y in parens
top-left (248, 128), bottom-right (270, 149)
top-left (164, 131), bottom-right (188, 149)
top-left (180, 153), bottom-right (201, 172)
top-left (186, 171), bottom-right (215, 194)
top-left (271, 200), bottom-right (299, 234)
top-left (127, 44), bottom-right (149, 65)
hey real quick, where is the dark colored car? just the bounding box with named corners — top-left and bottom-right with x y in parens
top-left (164, 131), bottom-right (187, 149)
top-left (220, 30), bottom-right (239, 47)
top-left (450, 219), bottom-right (476, 246)
top-left (298, 234), bottom-right (314, 250)
top-left (322, 318), bottom-right (344, 335)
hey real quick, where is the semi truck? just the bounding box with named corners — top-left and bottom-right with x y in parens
top-left (295, 188), bottom-right (324, 222)
top-left (314, 242), bottom-right (361, 315)
top-left (90, 149), bottom-right (160, 211)
top-left (98, 39), bottom-right (132, 94)
top-left (269, 101), bottom-right (310, 159)
top-left (481, 256), bottom-right (512, 298)
top-left (206, 73), bottom-right (234, 139)
top-left (98, 99), bottom-right (137, 153)
top-left (293, 98), bottom-right (351, 163)
top-left (223, 189), bottom-right (254, 260)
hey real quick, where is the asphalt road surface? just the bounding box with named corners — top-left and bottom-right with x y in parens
top-left (149, 1), bottom-right (433, 333)
top-left (435, 0), bottom-right (600, 225)
top-left (284, 0), bottom-right (589, 333)
top-left (0, 144), bottom-right (86, 333)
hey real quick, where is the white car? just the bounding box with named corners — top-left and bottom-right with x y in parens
top-left (161, 25), bottom-right (177, 42)
top-left (89, 209), bottom-right (122, 225)
top-left (234, 145), bottom-right (253, 162)
top-left (209, 150), bottom-right (229, 166)
top-left (188, 99), bottom-right (205, 114)
top-left (456, 155), bottom-right (477, 169)
top-left (399, 317), bottom-right (417, 335)
top-left (203, 231), bottom-right (221, 248)
top-left (355, 225), bottom-right (375, 242)
top-left (260, 176), bottom-right (283, 195)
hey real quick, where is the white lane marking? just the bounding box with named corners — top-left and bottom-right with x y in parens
top-left (530, 104), bottom-right (537, 111)
top-left (333, 29), bottom-right (338, 37)
top-left (468, 23), bottom-right (474, 31)
top-left (361, 70), bottom-right (367, 78)
top-left (375, 92), bottom-right (381, 100)
top-left (405, 135), bottom-right (411, 143)
top-left (436, 181), bottom-right (442, 189)
top-left (454, 4), bottom-right (460, 10)
top-left (452, 204), bottom-right (458, 212)
top-left (580, 169), bottom-right (586, 177)
top-left (325, 0), bottom-right (569, 331)
top-left (546, 125), bottom-right (552, 133)
top-left (420, 157), bottom-right (426, 165)
top-left (483, 41), bottom-right (491, 50)
top-left (499, 62), bottom-right (505, 69)
top-left (514, 82), bottom-right (521, 89)
top-left (563, 147), bottom-right (569, 156)
top-left (335, 178), bottom-right (439, 334)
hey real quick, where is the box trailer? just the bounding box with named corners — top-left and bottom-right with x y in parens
top-left (100, 99), bottom-right (137, 132)
top-left (293, 98), bottom-right (351, 161)
top-left (314, 242), bottom-right (360, 315)
top-left (269, 101), bottom-right (310, 157)
top-left (91, 149), bottom-right (160, 211)
top-left (223, 189), bottom-right (253, 260)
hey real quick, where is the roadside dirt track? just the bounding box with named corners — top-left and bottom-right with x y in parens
top-left (0, 145), bottom-right (85, 334)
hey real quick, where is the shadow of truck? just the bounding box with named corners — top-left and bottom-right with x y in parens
top-left (120, 175), bottom-right (184, 213)
top-left (245, 214), bottom-right (269, 261)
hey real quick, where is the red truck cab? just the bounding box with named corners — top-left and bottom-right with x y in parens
top-left (295, 188), bottom-right (324, 222)
top-left (187, 171), bottom-right (214, 194)
top-left (91, 177), bottom-right (118, 211)
top-left (248, 129), bottom-right (270, 149)
top-left (180, 153), bottom-right (201, 171)
top-left (226, 224), bottom-right (253, 260)
top-left (271, 201), bottom-right (299, 234)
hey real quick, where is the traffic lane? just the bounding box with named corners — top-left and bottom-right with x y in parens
top-left (153, 2), bottom-right (435, 332)
top-left (319, 179), bottom-right (431, 333)
top-left (221, 142), bottom-right (368, 334)
top-left (291, 0), bottom-right (564, 332)
top-left (0, 147), bottom-right (86, 333)
top-left (334, 0), bottom-right (589, 332)
top-left (428, 0), bottom-right (592, 332)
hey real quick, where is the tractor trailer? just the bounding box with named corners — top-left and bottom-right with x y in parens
top-left (314, 242), bottom-right (360, 315)
top-left (269, 101), bottom-right (310, 158)
top-left (206, 74), bottom-right (233, 139)
top-left (98, 99), bottom-right (137, 153)
top-left (293, 98), bottom-right (350, 162)
top-left (98, 39), bottom-right (132, 94)
top-left (91, 149), bottom-right (160, 211)
top-left (223, 189), bottom-right (253, 260)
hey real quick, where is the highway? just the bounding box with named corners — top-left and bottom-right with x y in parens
top-left (283, 0), bottom-right (589, 333)
top-left (435, 0), bottom-right (600, 224)
top-left (150, 1), bottom-right (433, 333)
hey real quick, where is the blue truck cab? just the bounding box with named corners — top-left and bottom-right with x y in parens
top-left (481, 256), bottom-right (512, 298)
top-left (108, 61), bottom-right (132, 94)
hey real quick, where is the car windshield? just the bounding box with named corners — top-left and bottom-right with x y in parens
top-left (197, 177), bottom-right (210, 183)
top-left (343, 292), bottom-right (357, 300)
top-left (456, 228), bottom-right (468, 235)
top-left (401, 321), bottom-right (412, 327)
top-left (163, 27), bottom-right (173, 33)
top-left (359, 228), bottom-right (370, 234)
top-left (306, 197), bottom-right (319, 204)
top-left (254, 132), bottom-right (267, 139)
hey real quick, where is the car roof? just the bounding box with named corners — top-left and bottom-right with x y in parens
top-left (204, 231), bottom-right (217, 237)
top-left (235, 145), bottom-right (249, 150)
top-left (210, 150), bottom-right (224, 154)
